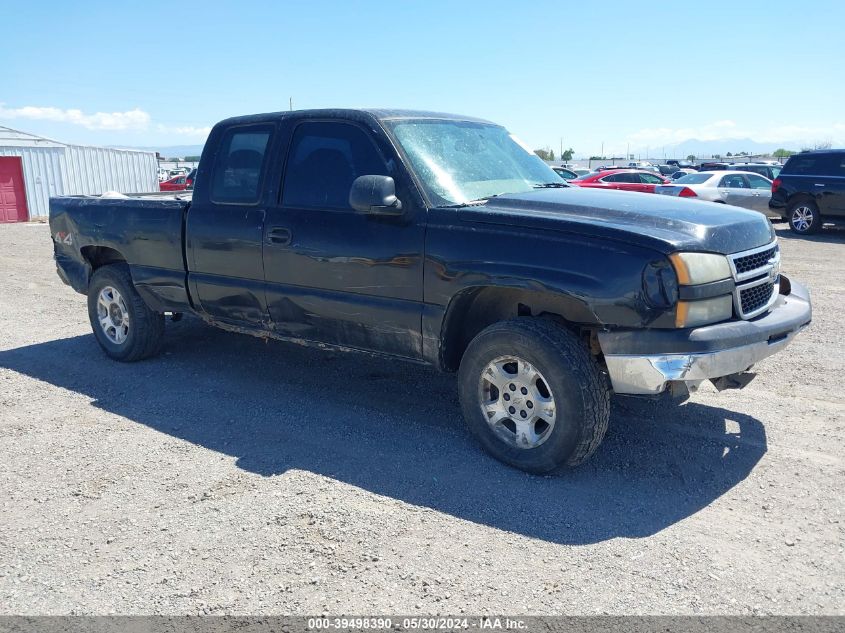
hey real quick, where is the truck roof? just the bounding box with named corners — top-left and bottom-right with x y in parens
top-left (216, 108), bottom-right (496, 128)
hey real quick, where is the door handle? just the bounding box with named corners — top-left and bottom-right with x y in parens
top-left (267, 227), bottom-right (292, 245)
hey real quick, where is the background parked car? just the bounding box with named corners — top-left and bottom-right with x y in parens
top-left (626, 161), bottom-right (661, 174)
top-left (769, 149), bottom-right (845, 234)
top-left (551, 166), bottom-right (579, 180)
top-left (655, 171), bottom-right (775, 216)
top-left (159, 175), bottom-right (188, 191)
top-left (571, 169), bottom-right (669, 193)
top-left (571, 168), bottom-right (592, 176)
top-left (696, 162), bottom-right (782, 180)
top-left (666, 159), bottom-right (697, 170)
top-left (670, 168), bottom-right (697, 180)
top-left (594, 165), bottom-right (627, 172)
top-left (658, 164), bottom-right (679, 176)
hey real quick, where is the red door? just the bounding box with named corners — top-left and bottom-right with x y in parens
top-left (0, 157), bottom-right (29, 223)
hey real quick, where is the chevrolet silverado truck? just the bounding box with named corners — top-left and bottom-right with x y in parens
top-left (49, 109), bottom-right (812, 473)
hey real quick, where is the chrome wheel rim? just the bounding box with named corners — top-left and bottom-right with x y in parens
top-left (96, 286), bottom-right (130, 344)
top-left (791, 206), bottom-right (814, 232)
top-left (478, 356), bottom-right (557, 449)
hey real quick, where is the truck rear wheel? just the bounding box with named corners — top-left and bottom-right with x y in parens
top-left (458, 318), bottom-right (610, 473)
top-left (87, 265), bottom-right (164, 362)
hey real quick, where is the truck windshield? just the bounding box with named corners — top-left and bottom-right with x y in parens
top-left (387, 119), bottom-right (561, 206)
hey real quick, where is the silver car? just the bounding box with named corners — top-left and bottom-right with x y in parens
top-left (655, 170), bottom-right (776, 217)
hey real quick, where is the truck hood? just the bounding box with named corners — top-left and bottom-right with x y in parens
top-left (457, 187), bottom-right (775, 255)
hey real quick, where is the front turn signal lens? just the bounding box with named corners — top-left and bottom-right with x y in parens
top-left (675, 295), bottom-right (733, 328)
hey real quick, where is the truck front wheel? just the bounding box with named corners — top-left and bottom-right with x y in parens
top-left (87, 265), bottom-right (165, 362)
top-left (458, 319), bottom-right (610, 473)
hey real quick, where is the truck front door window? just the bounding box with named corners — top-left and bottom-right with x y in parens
top-left (281, 122), bottom-right (389, 210)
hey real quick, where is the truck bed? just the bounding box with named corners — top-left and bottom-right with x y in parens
top-left (49, 193), bottom-right (192, 313)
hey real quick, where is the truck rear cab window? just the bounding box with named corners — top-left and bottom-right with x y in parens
top-left (211, 127), bottom-right (272, 204)
top-left (282, 121), bottom-right (389, 210)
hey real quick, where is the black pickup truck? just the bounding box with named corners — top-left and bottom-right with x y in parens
top-left (49, 109), bottom-right (812, 473)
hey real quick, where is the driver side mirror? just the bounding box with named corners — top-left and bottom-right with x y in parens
top-left (349, 175), bottom-right (403, 216)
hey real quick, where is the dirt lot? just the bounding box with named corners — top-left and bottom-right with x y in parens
top-left (0, 221), bottom-right (842, 615)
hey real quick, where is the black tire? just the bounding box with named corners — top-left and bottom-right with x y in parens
top-left (788, 200), bottom-right (822, 235)
top-left (87, 264), bottom-right (165, 362)
top-left (458, 318), bottom-right (610, 473)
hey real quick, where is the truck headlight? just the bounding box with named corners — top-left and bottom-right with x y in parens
top-left (668, 252), bottom-right (731, 285)
top-left (675, 295), bottom-right (733, 328)
top-left (669, 252), bottom-right (734, 327)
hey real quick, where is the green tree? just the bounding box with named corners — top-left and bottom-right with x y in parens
top-left (561, 147), bottom-right (574, 161)
top-left (549, 149), bottom-right (555, 161)
top-left (773, 149), bottom-right (795, 158)
top-left (534, 148), bottom-right (553, 161)
top-left (726, 152), bottom-right (733, 157)
top-left (184, 155), bottom-right (201, 162)
top-left (686, 154), bottom-right (696, 161)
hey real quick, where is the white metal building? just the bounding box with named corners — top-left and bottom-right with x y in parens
top-left (0, 126), bottom-right (158, 222)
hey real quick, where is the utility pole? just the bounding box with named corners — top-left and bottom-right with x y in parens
top-left (289, 97), bottom-right (293, 111)
top-left (601, 142), bottom-right (604, 159)
top-left (560, 137), bottom-right (563, 160)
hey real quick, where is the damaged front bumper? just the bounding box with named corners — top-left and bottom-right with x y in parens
top-left (600, 278), bottom-right (812, 396)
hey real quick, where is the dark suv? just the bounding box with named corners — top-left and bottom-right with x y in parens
top-left (770, 150), bottom-right (845, 234)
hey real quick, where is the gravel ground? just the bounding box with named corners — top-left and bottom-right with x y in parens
top-left (0, 221), bottom-right (842, 615)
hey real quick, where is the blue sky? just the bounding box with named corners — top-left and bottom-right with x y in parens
top-left (2, 0), bottom-right (843, 156)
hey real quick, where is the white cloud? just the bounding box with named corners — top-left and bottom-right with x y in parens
top-left (0, 102), bottom-right (211, 139)
top-left (626, 120), bottom-right (741, 146)
top-left (156, 124), bottom-right (212, 139)
top-left (757, 123), bottom-right (845, 144)
top-left (0, 103), bottom-right (150, 131)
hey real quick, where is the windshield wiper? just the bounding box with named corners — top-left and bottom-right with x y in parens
top-left (441, 193), bottom-right (506, 208)
top-left (533, 182), bottom-right (569, 188)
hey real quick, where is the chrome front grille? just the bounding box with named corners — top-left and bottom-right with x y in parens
top-left (740, 281), bottom-right (776, 315)
top-left (733, 245), bottom-right (778, 276)
top-left (728, 240), bottom-right (780, 319)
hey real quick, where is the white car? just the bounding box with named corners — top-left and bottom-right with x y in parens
top-left (655, 170), bottom-right (777, 217)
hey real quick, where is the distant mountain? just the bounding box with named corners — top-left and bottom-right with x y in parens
top-left (648, 138), bottom-right (795, 161)
top-left (111, 144), bottom-right (205, 158)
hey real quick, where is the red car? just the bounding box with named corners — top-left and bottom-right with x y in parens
top-left (571, 169), bottom-right (669, 193)
top-left (159, 175), bottom-right (188, 191)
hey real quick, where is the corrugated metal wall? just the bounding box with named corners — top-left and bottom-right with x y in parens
top-left (0, 144), bottom-right (158, 219)
top-left (64, 146), bottom-right (158, 199)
